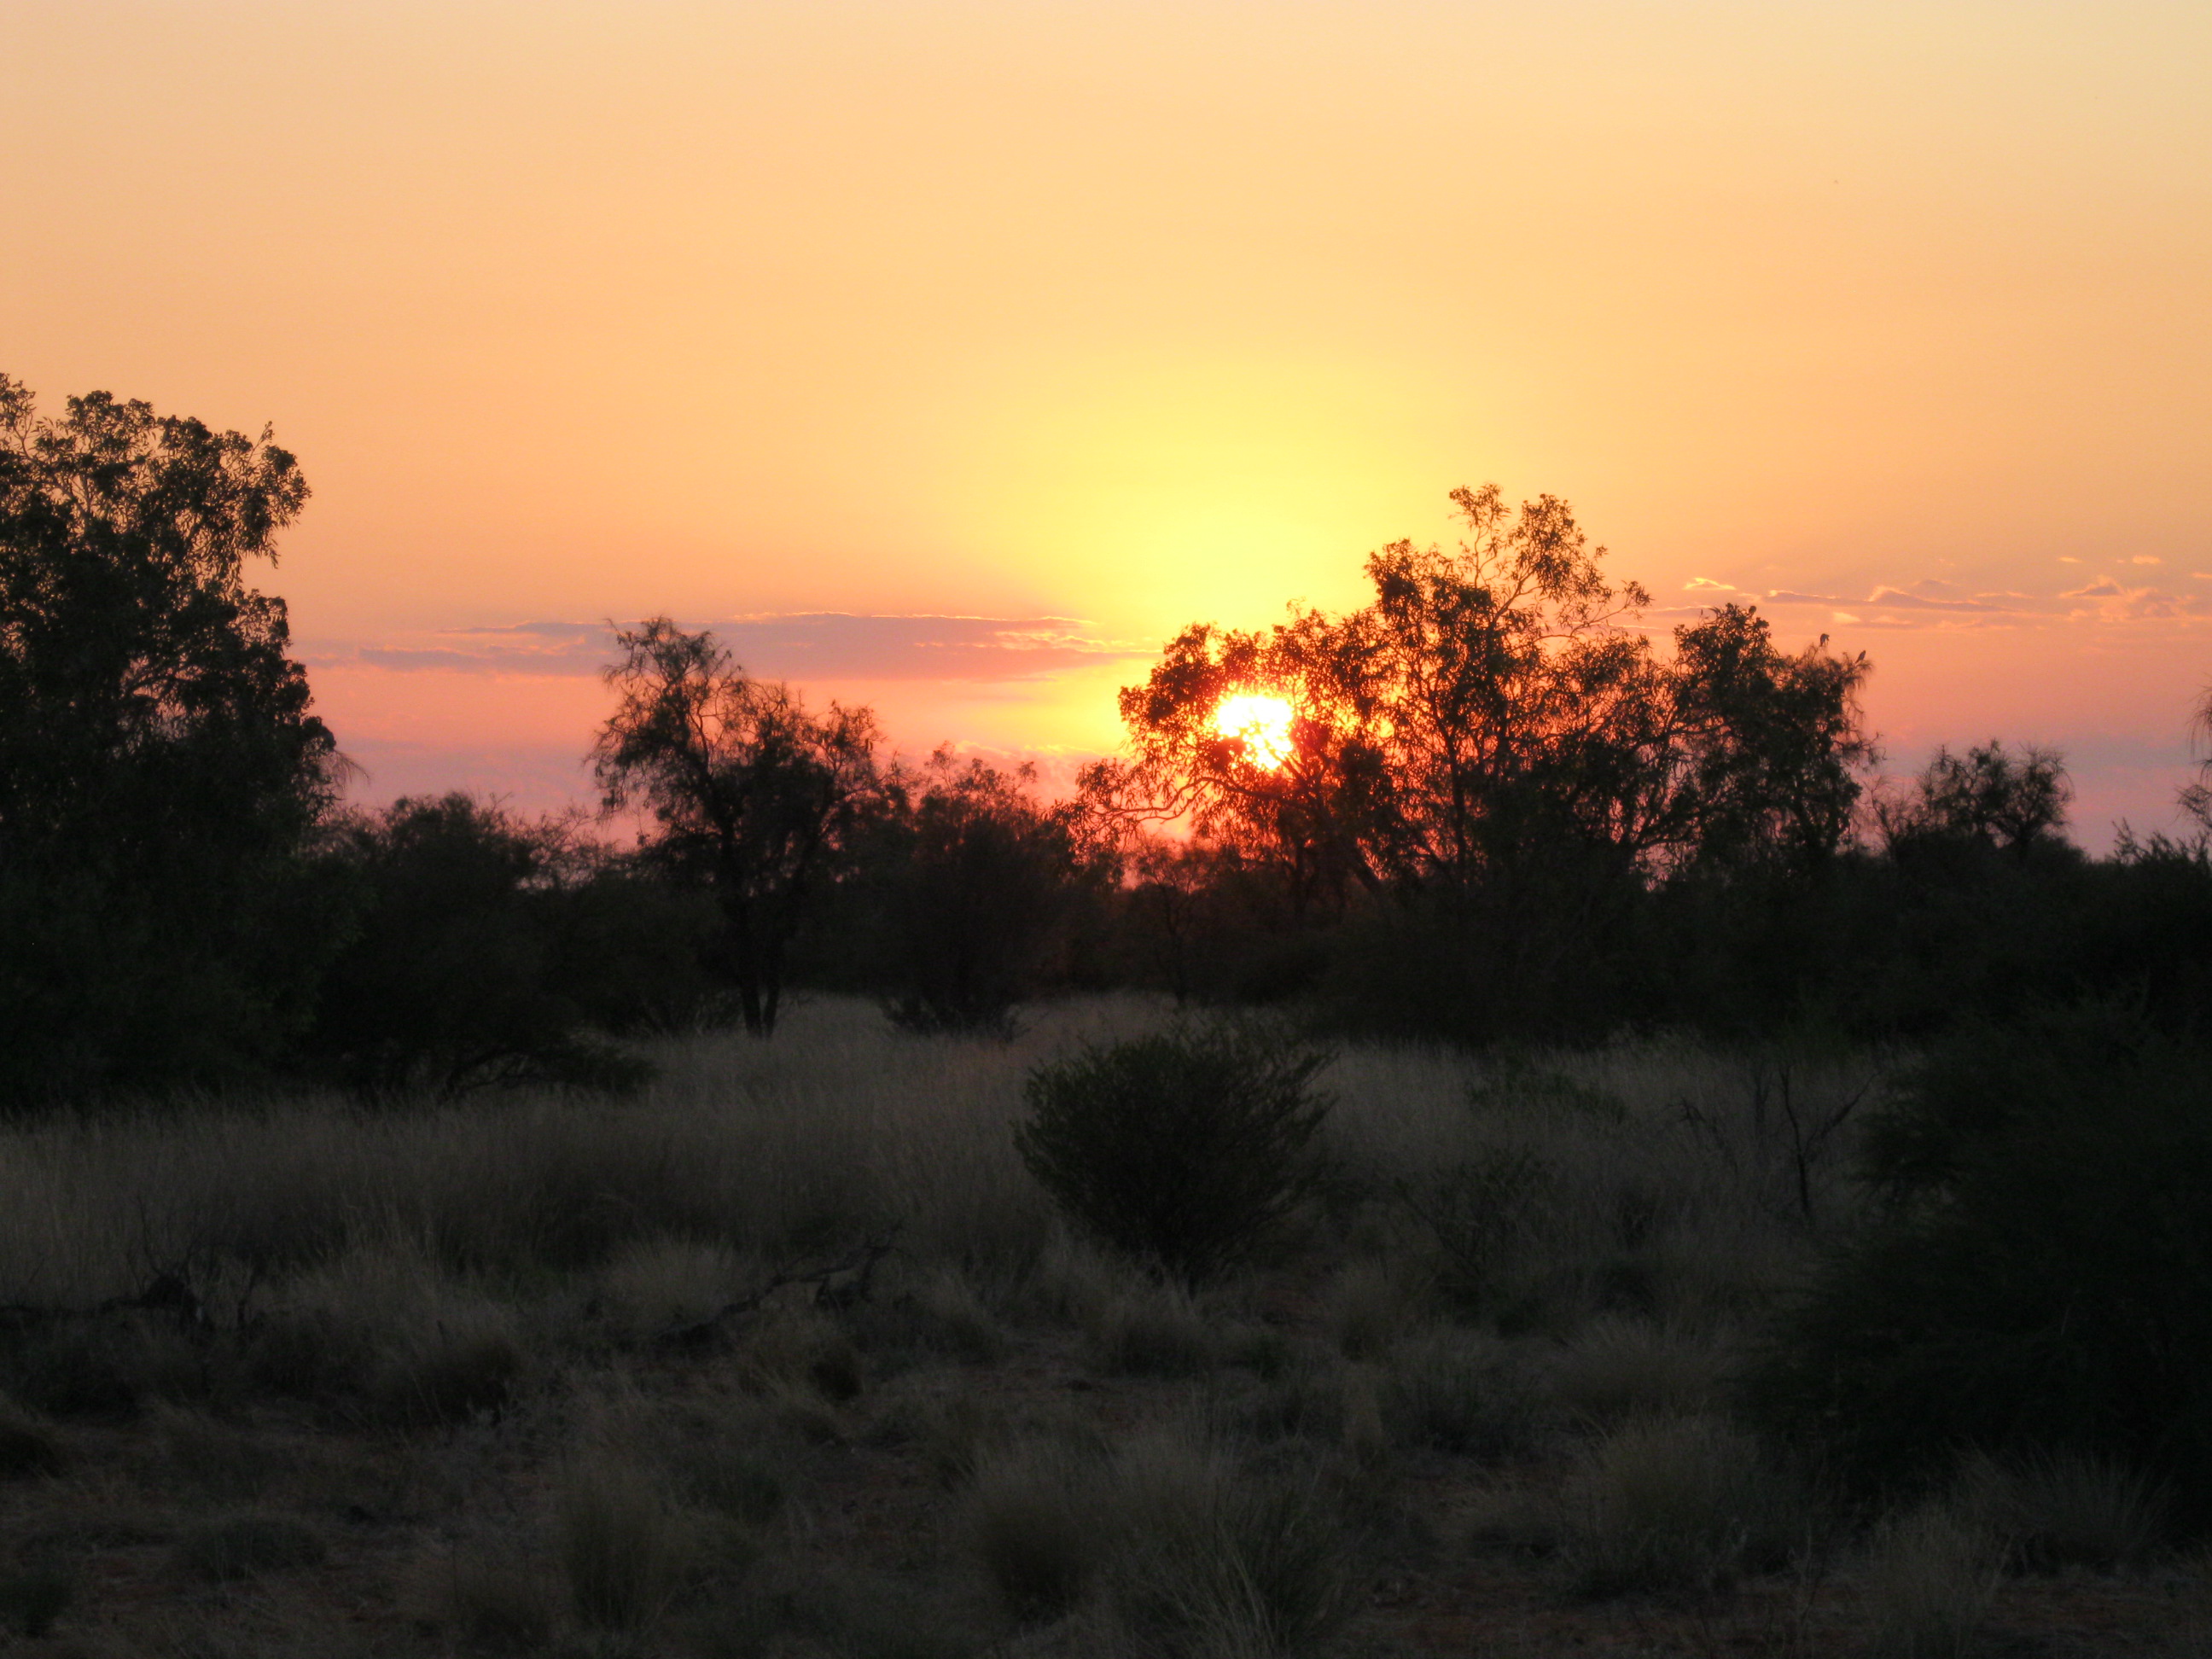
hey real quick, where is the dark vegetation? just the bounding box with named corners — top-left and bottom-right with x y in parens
top-left (6, 373), bottom-right (2212, 1650)
top-left (8, 377), bottom-right (2207, 1096)
top-left (1744, 1001), bottom-right (2212, 1526)
top-left (1016, 1022), bottom-right (1335, 1284)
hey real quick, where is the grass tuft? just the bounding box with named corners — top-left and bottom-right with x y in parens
top-left (0, 1394), bottom-right (64, 1479)
top-left (0, 1569), bottom-right (72, 1639)
top-left (1857, 1499), bottom-right (1998, 1658)
top-left (1087, 1283), bottom-right (1219, 1378)
top-left (410, 1543), bottom-right (557, 1653)
top-left (556, 1453), bottom-right (698, 1631)
top-left (1957, 1447), bottom-right (2170, 1573)
top-left (1381, 1329), bottom-right (1542, 1459)
top-left (1109, 1429), bottom-right (1357, 1659)
top-left (1547, 1316), bottom-right (1723, 1427)
top-left (1565, 1413), bottom-right (1799, 1598)
top-left (966, 1431), bottom-right (1115, 1622)
top-left (172, 1511), bottom-right (328, 1580)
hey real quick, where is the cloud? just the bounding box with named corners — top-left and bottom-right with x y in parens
top-left (707, 614), bottom-right (1145, 680)
top-left (1757, 583), bottom-right (2021, 618)
top-left (2133, 556), bottom-right (2163, 565)
top-left (2053, 580), bottom-right (2212, 621)
top-left (350, 620), bottom-right (609, 674)
top-left (1861, 585), bottom-right (2007, 613)
top-left (315, 614), bottom-right (1147, 683)
top-left (1681, 576), bottom-right (1740, 591)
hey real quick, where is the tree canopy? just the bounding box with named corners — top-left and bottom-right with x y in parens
top-left (1089, 485), bottom-right (1873, 903)
top-left (593, 618), bottom-right (885, 1035)
top-left (0, 375), bottom-right (341, 1100)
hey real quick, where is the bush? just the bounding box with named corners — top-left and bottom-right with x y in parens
top-left (1743, 1005), bottom-right (2212, 1528)
top-left (866, 753), bottom-right (1086, 1036)
top-left (1016, 1023), bottom-right (1333, 1284)
top-left (302, 795), bottom-right (655, 1097)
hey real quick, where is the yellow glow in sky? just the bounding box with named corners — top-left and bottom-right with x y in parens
top-left (1214, 694), bottom-right (1296, 773)
top-left (5, 2), bottom-right (2209, 839)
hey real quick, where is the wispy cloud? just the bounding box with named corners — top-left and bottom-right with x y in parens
top-left (2058, 584), bottom-right (2210, 621)
top-left (1665, 570), bottom-right (2212, 631)
top-left (311, 614), bottom-right (1147, 683)
top-left (1761, 582), bottom-right (2011, 614)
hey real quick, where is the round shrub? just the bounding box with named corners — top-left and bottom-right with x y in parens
top-left (1016, 1024), bottom-right (1333, 1284)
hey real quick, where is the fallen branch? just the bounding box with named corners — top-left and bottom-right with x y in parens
top-left (653, 1227), bottom-right (900, 1353)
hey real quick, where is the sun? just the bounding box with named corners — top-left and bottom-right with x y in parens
top-left (1213, 693), bottom-right (1295, 771)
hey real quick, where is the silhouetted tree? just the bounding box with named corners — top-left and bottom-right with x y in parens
top-left (2182, 685), bottom-right (2212, 832)
top-left (867, 749), bottom-right (1085, 1035)
top-left (0, 375), bottom-right (341, 1102)
top-left (1668, 603), bottom-right (1874, 877)
top-left (303, 795), bottom-right (655, 1097)
top-left (1880, 740), bottom-right (2071, 854)
top-left (1091, 486), bottom-right (1669, 906)
top-left (1088, 487), bottom-right (1874, 1039)
top-left (592, 619), bottom-right (884, 1036)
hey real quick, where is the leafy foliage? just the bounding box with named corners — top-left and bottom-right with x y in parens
top-left (0, 375), bottom-right (341, 1103)
top-left (1878, 740), bottom-right (2073, 854)
top-left (1084, 486), bottom-right (1872, 1043)
top-left (1743, 1004), bottom-right (2212, 1528)
top-left (302, 795), bottom-right (665, 1097)
top-left (868, 750), bottom-right (1088, 1034)
top-left (594, 618), bottom-right (885, 1035)
top-left (1016, 1024), bottom-right (1333, 1283)
top-left (1090, 487), bottom-right (1870, 901)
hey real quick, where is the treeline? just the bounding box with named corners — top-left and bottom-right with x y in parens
top-left (6, 375), bottom-right (2210, 1108)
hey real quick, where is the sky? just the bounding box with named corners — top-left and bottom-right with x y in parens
top-left (6, 2), bottom-right (2209, 844)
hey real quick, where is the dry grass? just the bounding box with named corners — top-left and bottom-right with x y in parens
top-left (406, 1540), bottom-right (558, 1653)
top-left (0, 996), bottom-right (2199, 1656)
top-left (1564, 1412), bottom-right (1805, 1597)
top-left (0, 1393), bottom-right (64, 1479)
top-left (1379, 1327), bottom-right (1542, 1459)
top-left (1086, 1278), bottom-right (1220, 1378)
top-left (967, 1428), bottom-right (1117, 1621)
top-left (1855, 1499), bottom-right (1999, 1657)
top-left (556, 1452), bottom-right (701, 1631)
top-left (965, 1417), bottom-right (1356, 1654)
top-left (1956, 1447), bottom-right (2172, 1573)
top-left (1546, 1314), bottom-right (1727, 1426)
top-left (172, 1510), bottom-right (328, 1580)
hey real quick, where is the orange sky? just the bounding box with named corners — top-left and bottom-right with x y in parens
top-left (7, 3), bottom-right (2208, 843)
